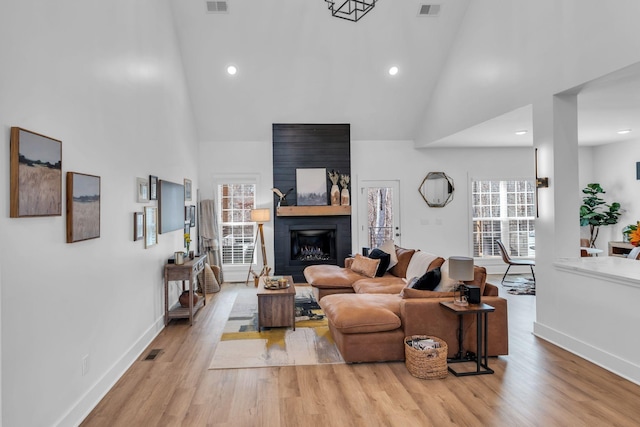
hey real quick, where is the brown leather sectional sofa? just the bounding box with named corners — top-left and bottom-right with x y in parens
top-left (303, 246), bottom-right (509, 363)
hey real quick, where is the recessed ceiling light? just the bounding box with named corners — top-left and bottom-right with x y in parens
top-left (227, 65), bottom-right (237, 75)
top-left (617, 129), bottom-right (632, 134)
top-left (515, 130), bottom-right (528, 135)
top-left (389, 66), bottom-right (399, 76)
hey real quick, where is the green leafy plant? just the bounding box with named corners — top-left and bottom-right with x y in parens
top-left (579, 183), bottom-right (622, 248)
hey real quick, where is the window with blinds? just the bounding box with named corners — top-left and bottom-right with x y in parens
top-left (218, 183), bottom-right (256, 265)
top-left (472, 179), bottom-right (535, 258)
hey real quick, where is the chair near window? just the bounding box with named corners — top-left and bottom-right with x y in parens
top-left (496, 239), bottom-right (536, 285)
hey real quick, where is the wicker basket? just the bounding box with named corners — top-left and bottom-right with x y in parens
top-left (404, 335), bottom-right (448, 379)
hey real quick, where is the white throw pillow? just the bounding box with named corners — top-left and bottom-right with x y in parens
top-left (405, 251), bottom-right (438, 281)
top-left (433, 259), bottom-right (459, 292)
top-left (375, 239), bottom-right (398, 270)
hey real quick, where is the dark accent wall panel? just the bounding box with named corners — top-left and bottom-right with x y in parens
top-left (272, 124), bottom-right (352, 282)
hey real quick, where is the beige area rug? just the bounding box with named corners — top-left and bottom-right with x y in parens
top-left (208, 285), bottom-right (345, 369)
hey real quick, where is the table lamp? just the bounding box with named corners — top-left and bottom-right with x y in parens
top-left (449, 256), bottom-right (474, 306)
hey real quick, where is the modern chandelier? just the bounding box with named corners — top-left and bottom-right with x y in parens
top-left (325, 0), bottom-right (376, 22)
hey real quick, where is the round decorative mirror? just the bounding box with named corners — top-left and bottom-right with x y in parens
top-left (419, 172), bottom-right (454, 207)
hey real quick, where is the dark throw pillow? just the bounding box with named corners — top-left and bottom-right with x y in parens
top-left (368, 248), bottom-right (391, 277)
top-left (409, 267), bottom-right (442, 291)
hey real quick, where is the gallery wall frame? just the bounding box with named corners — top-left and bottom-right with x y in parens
top-left (190, 205), bottom-right (196, 227)
top-left (133, 212), bottom-right (144, 241)
top-left (137, 177), bottom-right (149, 203)
top-left (184, 178), bottom-right (192, 201)
top-left (149, 175), bottom-right (158, 201)
top-left (145, 206), bottom-right (158, 248)
top-left (10, 127), bottom-right (62, 217)
top-left (67, 172), bottom-right (101, 243)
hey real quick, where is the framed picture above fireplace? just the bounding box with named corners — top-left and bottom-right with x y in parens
top-left (296, 168), bottom-right (327, 206)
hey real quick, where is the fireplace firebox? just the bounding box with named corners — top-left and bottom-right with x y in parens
top-left (290, 226), bottom-right (336, 263)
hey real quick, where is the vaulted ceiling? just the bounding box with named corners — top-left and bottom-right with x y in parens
top-left (169, 0), bottom-right (640, 147)
top-left (169, 0), bottom-right (470, 142)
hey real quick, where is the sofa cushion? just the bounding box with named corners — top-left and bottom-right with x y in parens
top-left (405, 251), bottom-right (438, 281)
top-left (376, 240), bottom-right (398, 270)
top-left (368, 248), bottom-right (391, 277)
top-left (433, 259), bottom-right (459, 292)
top-left (352, 276), bottom-right (407, 294)
top-left (319, 294), bottom-right (402, 334)
top-left (389, 247), bottom-right (415, 278)
top-left (350, 254), bottom-right (380, 278)
top-left (401, 287), bottom-right (456, 299)
top-left (408, 267), bottom-right (441, 291)
top-left (303, 264), bottom-right (366, 289)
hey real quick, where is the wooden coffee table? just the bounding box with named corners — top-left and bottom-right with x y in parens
top-left (257, 276), bottom-right (296, 331)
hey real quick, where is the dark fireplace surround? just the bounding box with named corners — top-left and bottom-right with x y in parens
top-left (272, 124), bottom-right (351, 282)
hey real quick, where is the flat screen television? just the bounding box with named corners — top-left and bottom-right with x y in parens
top-left (158, 179), bottom-right (185, 234)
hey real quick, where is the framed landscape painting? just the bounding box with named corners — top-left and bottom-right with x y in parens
top-left (296, 168), bottom-right (327, 206)
top-left (67, 172), bottom-right (101, 243)
top-left (10, 127), bottom-right (62, 217)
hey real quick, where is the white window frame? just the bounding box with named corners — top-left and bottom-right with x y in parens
top-left (470, 177), bottom-right (536, 260)
top-left (214, 174), bottom-right (260, 275)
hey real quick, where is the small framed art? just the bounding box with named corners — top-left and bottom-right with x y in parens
top-left (184, 178), bottom-right (192, 201)
top-left (296, 168), bottom-right (327, 206)
top-left (149, 175), bottom-right (158, 201)
top-left (144, 206), bottom-right (158, 248)
top-left (10, 127), bottom-right (62, 217)
top-left (137, 177), bottom-right (149, 203)
top-left (190, 205), bottom-right (196, 227)
top-left (133, 212), bottom-right (144, 241)
top-left (185, 205), bottom-right (192, 225)
top-left (67, 172), bottom-right (101, 243)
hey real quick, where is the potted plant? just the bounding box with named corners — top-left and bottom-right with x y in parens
top-left (579, 183), bottom-right (622, 248)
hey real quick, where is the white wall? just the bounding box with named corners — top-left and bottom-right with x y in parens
top-left (589, 140), bottom-right (640, 245)
top-left (0, 1), bottom-right (198, 426)
top-left (198, 140), bottom-right (274, 282)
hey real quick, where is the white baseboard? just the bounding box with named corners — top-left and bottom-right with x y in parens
top-left (533, 321), bottom-right (640, 386)
top-left (54, 315), bottom-right (165, 427)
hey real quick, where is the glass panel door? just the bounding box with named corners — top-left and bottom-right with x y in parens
top-left (358, 180), bottom-right (401, 250)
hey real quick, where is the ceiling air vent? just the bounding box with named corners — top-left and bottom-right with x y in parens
top-left (206, 1), bottom-right (228, 14)
top-left (418, 4), bottom-right (441, 17)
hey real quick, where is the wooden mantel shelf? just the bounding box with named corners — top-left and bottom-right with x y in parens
top-left (277, 205), bottom-right (351, 217)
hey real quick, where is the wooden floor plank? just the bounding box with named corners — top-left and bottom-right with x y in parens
top-left (81, 280), bottom-right (640, 426)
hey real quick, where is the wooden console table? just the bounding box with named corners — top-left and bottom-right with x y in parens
top-left (164, 254), bottom-right (207, 326)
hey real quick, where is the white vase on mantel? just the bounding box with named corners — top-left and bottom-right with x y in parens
top-left (341, 188), bottom-right (350, 206)
top-left (331, 184), bottom-right (340, 206)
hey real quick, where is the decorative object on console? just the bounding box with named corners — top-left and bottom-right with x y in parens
top-left (328, 170), bottom-right (340, 206)
top-left (246, 208), bottom-right (271, 285)
top-left (579, 183), bottom-right (621, 248)
top-left (325, 0), bottom-right (376, 22)
top-left (448, 256), bottom-right (474, 306)
top-left (272, 187), bottom-right (293, 207)
top-left (340, 174), bottom-right (350, 206)
top-left (10, 127), bottom-right (62, 218)
top-left (66, 172), bottom-right (101, 243)
top-left (184, 231), bottom-right (191, 256)
top-left (178, 290), bottom-right (197, 307)
top-left (296, 168), bottom-right (327, 206)
top-left (174, 251), bottom-right (184, 265)
top-left (419, 172), bottom-right (454, 208)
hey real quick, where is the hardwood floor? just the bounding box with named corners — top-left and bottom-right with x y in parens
top-left (82, 279), bottom-right (640, 426)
